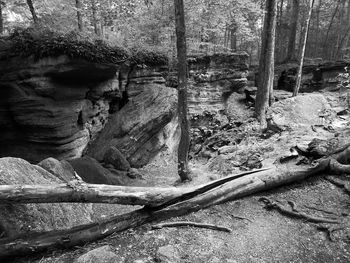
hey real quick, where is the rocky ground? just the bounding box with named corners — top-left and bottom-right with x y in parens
top-left (7, 88), bottom-right (350, 263)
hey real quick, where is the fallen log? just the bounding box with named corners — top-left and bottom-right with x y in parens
top-left (0, 168), bottom-right (269, 206)
top-left (151, 221), bottom-right (232, 232)
top-left (0, 145), bottom-right (349, 258)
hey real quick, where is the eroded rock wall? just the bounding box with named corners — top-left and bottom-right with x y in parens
top-left (0, 54), bottom-right (120, 162)
top-left (187, 53), bottom-right (249, 118)
top-left (0, 49), bottom-right (248, 168)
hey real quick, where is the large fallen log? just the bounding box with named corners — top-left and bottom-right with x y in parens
top-left (0, 168), bottom-right (269, 206)
top-left (0, 145), bottom-right (349, 258)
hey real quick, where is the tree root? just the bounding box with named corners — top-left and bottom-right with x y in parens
top-left (317, 224), bottom-right (347, 242)
top-left (151, 221), bottom-right (232, 233)
top-left (259, 197), bottom-right (341, 224)
top-left (328, 159), bottom-right (350, 175)
top-left (325, 176), bottom-right (350, 195)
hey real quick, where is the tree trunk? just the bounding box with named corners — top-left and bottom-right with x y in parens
top-left (0, 2), bottom-right (3, 35)
top-left (313, 0), bottom-right (322, 57)
top-left (293, 0), bottom-right (315, 97)
top-left (26, 0), bottom-right (38, 25)
top-left (322, 0), bottom-right (341, 59)
top-left (1, 142), bottom-right (349, 257)
top-left (285, 0), bottom-right (299, 61)
top-left (174, 0), bottom-right (191, 181)
top-left (256, 0), bottom-right (277, 127)
top-left (0, 169), bottom-right (268, 206)
top-left (75, 0), bottom-right (83, 31)
top-left (230, 23), bottom-right (237, 51)
top-left (276, 0), bottom-right (284, 62)
top-left (91, 0), bottom-right (100, 36)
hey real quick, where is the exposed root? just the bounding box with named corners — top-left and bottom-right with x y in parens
top-left (259, 197), bottom-right (341, 224)
top-left (317, 224), bottom-right (347, 242)
top-left (151, 221), bottom-right (232, 233)
top-left (325, 176), bottom-right (350, 195)
top-left (328, 159), bottom-right (350, 175)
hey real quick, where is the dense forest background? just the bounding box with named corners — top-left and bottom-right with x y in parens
top-left (1, 0), bottom-right (350, 65)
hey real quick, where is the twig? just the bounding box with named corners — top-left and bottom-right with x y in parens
top-left (151, 221), bottom-right (232, 233)
top-left (304, 205), bottom-right (339, 216)
top-left (259, 197), bottom-right (341, 224)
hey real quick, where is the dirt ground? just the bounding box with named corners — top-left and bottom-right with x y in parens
top-left (10, 90), bottom-right (350, 263)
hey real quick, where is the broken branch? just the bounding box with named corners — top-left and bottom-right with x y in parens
top-left (151, 221), bottom-right (232, 232)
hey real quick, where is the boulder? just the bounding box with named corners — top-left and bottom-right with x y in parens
top-left (68, 156), bottom-right (126, 185)
top-left (74, 245), bottom-right (122, 263)
top-left (87, 84), bottom-right (177, 167)
top-left (103, 146), bottom-right (131, 171)
top-left (38, 157), bottom-right (76, 182)
top-left (0, 157), bottom-right (93, 238)
top-left (156, 245), bottom-right (181, 263)
top-left (267, 94), bottom-right (334, 131)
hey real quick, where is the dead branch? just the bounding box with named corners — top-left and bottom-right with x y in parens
top-left (0, 168), bottom-right (270, 207)
top-left (259, 197), bottom-right (341, 224)
top-left (151, 221), bottom-right (232, 232)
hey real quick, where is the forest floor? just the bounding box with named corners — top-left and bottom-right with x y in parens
top-left (14, 89), bottom-right (350, 263)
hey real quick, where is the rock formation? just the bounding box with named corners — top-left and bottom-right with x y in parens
top-left (0, 33), bottom-right (249, 169)
top-left (275, 60), bottom-right (350, 92)
top-left (0, 157), bottom-right (93, 238)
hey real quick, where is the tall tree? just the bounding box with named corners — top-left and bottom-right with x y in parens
top-left (75, 0), bottom-right (83, 31)
top-left (0, 1), bottom-right (3, 35)
top-left (256, 0), bottom-right (277, 127)
top-left (285, 0), bottom-right (299, 61)
top-left (26, 0), bottom-right (39, 25)
top-left (322, 0), bottom-right (341, 59)
top-left (293, 0), bottom-right (315, 96)
top-left (91, 0), bottom-right (100, 36)
top-left (174, 0), bottom-right (191, 181)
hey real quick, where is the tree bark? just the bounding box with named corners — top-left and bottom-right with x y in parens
top-left (322, 0), bottom-right (341, 59)
top-left (26, 0), bottom-right (38, 25)
top-left (91, 0), bottom-right (100, 36)
top-left (230, 23), bottom-right (237, 51)
top-left (174, 0), bottom-right (191, 181)
top-left (0, 169), bottom-right (268, 206)
top-left (0, 2), bottom-right (3, 35)
top-left (285, 0), bottom-right (299, 61)
top-left (313, 0), bottom-right (322, 57)
top-left (256, 0), bottom-right (277, 126)
top-left (293, 0), bottom-right (315, 97)
top-left (75, 0), bottom-right (83, 31)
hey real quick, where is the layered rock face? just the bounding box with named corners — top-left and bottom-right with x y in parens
top-left (0, 47), bottom-right (248, 168)
top-left (0, 50), bottom-right (177, 166)
top-left (276, 60), bottom-right (350, 92)
top-left (0, 54), bottom-right (120, 162)
top-left (186, 53), bottom-right (249, 118)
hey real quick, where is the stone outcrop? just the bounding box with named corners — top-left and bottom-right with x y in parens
top-left (276, 60), bottom-right (350, 92)
top-left (0, 53), bottom-right (120, 163)
top-left (0, 46), bottom-right (177, 167)
top-left (87, 83), bottom-right (177, 167)
top-left (0, 157), bottom-right (93, 238)
top-left (267, 94), bottom-right (334, 131)
top-left (186, 53), bottom-right (249, 118)
top-left (68, 156), bottom-right (129, 185)
top-left (0, 41), bottom-right (249, 170)
top-left (74, 245), bottom-right (122, 263)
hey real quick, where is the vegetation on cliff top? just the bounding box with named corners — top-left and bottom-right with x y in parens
top-left (7, 27), bottom-right (168, 66)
